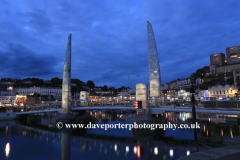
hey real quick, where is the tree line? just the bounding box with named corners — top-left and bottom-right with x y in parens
top-left (0, 77), bottom-right (130, 95)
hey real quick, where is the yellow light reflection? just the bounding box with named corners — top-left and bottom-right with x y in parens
top-left (230, 130), bottom-right (233, 138)
top-left (221, 129), bottom-right (223, 136)
top-left (204, 125), bottom-right (205, 133)
top-left (5, 143), bottom-right (10, 158)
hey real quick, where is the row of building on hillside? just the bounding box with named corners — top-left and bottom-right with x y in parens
top-left (162, 77), bottom-right (202, 91)
top-left (163, 84), bottom-right (238, 102)
top-left (209, 45), bottom-right (240, 74)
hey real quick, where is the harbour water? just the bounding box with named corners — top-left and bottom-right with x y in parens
top-left (0, 111), bottom-right (239, 160)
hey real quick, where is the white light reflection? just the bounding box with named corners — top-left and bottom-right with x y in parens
top-left (187, 150), bottom-right (190, 156)
top-left (114, 144), bottom-right (117, 151)
top-left (5, 143), bottom-right (10, 158)
top-left (126, 146), bottom-right (129, 153)
top-left (154, 147), bottom-right (158, 155)
top-left (134, 146), bottom-right (137, 154)
top-left (169, 149), bottom-right (173, 157)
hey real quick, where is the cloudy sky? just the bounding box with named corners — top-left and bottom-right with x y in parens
top-left (1, 0), bottom-right (240, 88)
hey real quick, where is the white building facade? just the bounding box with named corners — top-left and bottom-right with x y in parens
top-left (208, 85), bottom-right (237, 98)
top-left (17, 87), bottom-right (62, 96)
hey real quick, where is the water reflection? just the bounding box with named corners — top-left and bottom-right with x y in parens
top-left (0, 111), bottom-right (239, 159)
top-left (5, 142), bottom-right (10, 158)
top-left (61, 132), bottom-right (71, 160)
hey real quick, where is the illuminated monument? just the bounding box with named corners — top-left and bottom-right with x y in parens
top-left (62, 34), bottom-right (72, 114)
top-left (147, 21), bottom-right (161, 104)
top-left (57, 34), bottom-right (73, 121)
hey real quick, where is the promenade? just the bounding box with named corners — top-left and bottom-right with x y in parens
top-left (179, 136), bottom-right (240, 160)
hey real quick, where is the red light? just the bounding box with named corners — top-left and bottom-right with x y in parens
top-left (135, 101), bottom-right (138, 108)
top-left (137, 145), bottom-right (140, 158)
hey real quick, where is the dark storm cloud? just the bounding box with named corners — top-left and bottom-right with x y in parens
top-left (0, 43), bottom-right (60, 78)
top-left (0, 0), bottom-right (240, 87)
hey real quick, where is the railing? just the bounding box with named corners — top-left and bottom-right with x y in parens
top-left (0, 102), bottom-right (136, 113)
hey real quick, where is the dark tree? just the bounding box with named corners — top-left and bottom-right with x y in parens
top-left (71, 78), bottom-right (84, 86)
top-left (102, 85), bottom-right (108, 91)
top-left (86, 80), bottom-right (95, 89)
top-left (33, 78), bottom-right (44, 86)
top-left (51, 77), bottom-right (62, 87)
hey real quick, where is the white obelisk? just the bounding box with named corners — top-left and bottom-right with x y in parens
top-left (147, 21), bottom-right (161, 103)
top-left (62, 34), bottom-right (72, 114)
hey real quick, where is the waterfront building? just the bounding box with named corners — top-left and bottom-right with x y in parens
top-left (80, 91), bottom-right (89, 106)
top-left (210, 52), bottom-right (226, 66)
top-left (226, 45), bottom-right (240, 64)
top-left (116, 92), bottom-right (135, 103)
top-left (163, 78), bottom-right (201, 91)
top-left (126, 88), bottom-right (135, 94)
top-left (0, 96), bottom-right (16, 106)
top-left (197, 90), bottom-right (209, 101)
top-left (177, 89), bottom-right (191, 101)
top-left (118, 92), bottom-right (129, 103)
top-left (210, 63), bottom-right (240, 74)
top-left (233, 69), bottom-right (240, 93)
top-left (17, 87), bottom-right (61, 96)
top-left (208, 85), bottom-right (237, 98)
top-left (1, 91), bottom-right (16, 96)
top-left (95, 89), bottom-right (112, 95)
top-left (164, 89), bottom-right (178, 101)
top-left (163, 83), bottom-right (169, 90)
top-left (208, 46), bottom-right (240, 75)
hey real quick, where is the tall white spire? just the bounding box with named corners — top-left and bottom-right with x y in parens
top-left (62, 34), bottom-right (72, 114)
top-left (147, 21), bottom-right (161, 98)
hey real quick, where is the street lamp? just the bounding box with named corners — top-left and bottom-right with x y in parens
top-left (190, 78), bottom-right (198, 152)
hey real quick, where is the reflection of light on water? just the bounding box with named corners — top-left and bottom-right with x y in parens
top-left (209, 118), bottom-right (211, 122)
top-left (230, 130), bottom-right (233, 138)
top-left (126, 146), bottom-right (129, 153)
top-left (134, 146), bottom-right (137, 154)
top-left (154, 147), bottom-right (158, 155)
top-left (5, 143), bottom-right (10, 158)
top-left (204, 125), bottom-right (205, 132)
top-left (22, 131), bottom-right (26, 136)
top-left (182, 117), bottom-right (185, 121)
top-left (221, 129), bottom-right (223, 136)
top-left (207, 130), bottom-right (208, 137)
top-left (114, 144), bottom-right (117, 151)
top-left (6, 126), bottom-right (8, 133)
top-left (137, 145), bottom-right (140, 158)
top-left (187, 150), bottom-right (190, 156)
top-left (169, 149), bottom-right (173, 157)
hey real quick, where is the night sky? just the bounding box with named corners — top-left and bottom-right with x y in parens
top-left (1, 0), bottom-right (240, 88)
